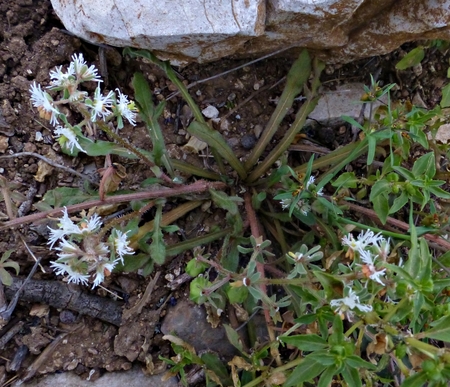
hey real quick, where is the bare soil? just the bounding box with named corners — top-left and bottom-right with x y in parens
top-left (1, 0), bottom-right (449, 385)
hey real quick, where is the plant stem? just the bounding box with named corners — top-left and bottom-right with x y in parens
top-left (0, 180), bottom-right (226, 230)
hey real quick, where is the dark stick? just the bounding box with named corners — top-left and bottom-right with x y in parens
top-left (5, 276), bottom-right (123, 326)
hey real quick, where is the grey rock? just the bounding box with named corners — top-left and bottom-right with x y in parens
top-left (18, 366), bottom-right (177, 387)
top-left (161, 300), bottom-right (237, 359)
top-left (308, 83), bottom-right (387, 127)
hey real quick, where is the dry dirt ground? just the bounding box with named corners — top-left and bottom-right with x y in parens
top-left (1, 0), bottom-right (449, 385)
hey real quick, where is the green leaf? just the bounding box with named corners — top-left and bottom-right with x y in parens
top-left (133, 72), bottom-right (172, 173)
top-left (393, 166), bottom-right (416, 181)
top-left (283, 357), bottom-right (326, 387)
top-left (0, 250), bottom-right (13, 264)
top-left (0, 268), bottom-right (13, 286)
top-left (331, 172), bottom-right (358, 189)
top-left (223, 324), bottom-right (245, 354)
top-left (395, 46), bottom-right (425, 70)
top-left (201, 352), bottom-right (233, 387)
top-left (209, 189), bottom-right (243, 215)
top-left (149, 204), bottom-right (166, 265)
top-left (372, 192), bottom-right (389, 224)
top-left (188, 121), bottom-right (247, 180)
top-left (428, 185), bottom-right (450, 199)
top-left (423, 315), bottom-right (450, 342)
top-left (280, 334), bottom-right (328, 351)
top-left (226, 285), bottom-right (248, 304)
top-left (401, 371), bottom-right (429, 387)
top-left (2, 260), bottom-right (19, 275)
top-left (317, 365), bottom-right (339, 387)
top-left (185, 258), bottom-right (208, 277)
top-left (369, 179), bottom-right (390, 201)
top-left (345, 355), bottom-right (377, 370)
top-left (412, 152), bottom-right (435, 179)
top-left (40, 187), bottom-right (98, 207)
top-left (389, 190), bottom-right (409, 214)
top-left (440, 83), bottom-right (450, 108)
top-left (341, 362), bottom-right (362, 387)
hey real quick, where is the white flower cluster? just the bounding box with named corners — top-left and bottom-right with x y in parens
top-left (29, 53), bottom-right (138, 154)
top-left (279, 176), bottom-right (323, 216)
top-left (48, 208), bottom-right (134, 288)
top-left (342, 229), bottom-right (389, 285)
top-left (329, 229), bottom-right (391, 318)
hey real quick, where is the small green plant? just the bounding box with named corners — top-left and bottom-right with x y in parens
top-left (4, 42), bottom-right (450, 386)
top-left (0, 250), bottom-right (19, 286)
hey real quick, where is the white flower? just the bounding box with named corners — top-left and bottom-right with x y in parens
top-left (48, 65), bottom-right (75, 89)
top-left (92, 260), bottom-right (116, 288)
top-left (317, 187), bottom-right (324, 196)
top-left (306, 176), bottom-right (315, 190)
top-left (69, 53), bottom-right (101, 82)
top-left (50, 261), bottom-right (89, 285)
top-left (280, 198), bottom-right (292, 210)
top-left (29, 82), bottom-right (60, 126)
top-left (48, 207), bottom-right (81, 248)
top-left (80, 213), bottom-right (102, 234)
top-left (54, 125), bottom-right (85, 153)
top-left (55, 239), bottom-right (82, 260)
top-left (342, 229), bottom-right (381, 253)
top-left (372, 237), bottom-right (391, 260)
top-left (330, 288), bottom-right (373, 314)
top-left (115, 89), bottom-right (137, 126)
top-left (88, 86), bottom-right (114, 121)
top-left (359, 250), bottom-right (386, 285)
top-left (114, 230), bottom-right (134, 263)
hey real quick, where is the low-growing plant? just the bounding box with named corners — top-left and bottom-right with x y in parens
top-left (2, 44), bottom-right (450, 387)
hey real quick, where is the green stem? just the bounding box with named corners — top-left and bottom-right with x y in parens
top-left (244, 50), bottom-right (312, 172)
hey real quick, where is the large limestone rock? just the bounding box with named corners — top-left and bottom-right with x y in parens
top-left (50, 0), bottom-right (450, 64)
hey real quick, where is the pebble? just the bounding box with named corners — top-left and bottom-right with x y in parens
top-left (241, 134), bottom-right (257, 149)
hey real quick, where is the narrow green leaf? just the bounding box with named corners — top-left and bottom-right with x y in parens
top-left (209, 189), bottom-right (243, 215)
top-left (133, 72), bottom-right (173, 173)
top-left (389, 190), bottom-right (408, 214)
top-left (345, 355), bottom-right (377, 370)
top-left (372, 192), bottom-right (389, 224)
top-left (318, 365), bottom-right (339, 387)
top-left (423, 315), bottom-right (450, 342)
top-left (412, 152), bottom-right (435, 179)
top-left (188, 121), bottom-right (246, 180)
top-left (341, 362), bottom-right (362, 387)
top-left (369, 180), bottom-right (390, 201)
top-left (331, 172), bottom-right (358, 188)
top-left (395, 46), bottom-right (425, 70)
top-left (149, 204), bottom-right (166, 264)
top-left (223, 324), bottom-right (245, 354)
top-left (201, 352), bottom-right (233, 387)
top-left (245, 50), bottom-right (311, 171)
top-left (283, 358), bottom-right (326, 387)
top-left (401, 371), bottom-right (429, 387)
top-left (280, 334), bottom-right (328, 351)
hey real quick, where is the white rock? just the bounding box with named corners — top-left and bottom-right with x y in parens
top-left (50, 0), bottom-right (265, 64)
top-left (202, 105), bottom-right (219, 119)
top-left (50, 0), bottom-right (450, 64)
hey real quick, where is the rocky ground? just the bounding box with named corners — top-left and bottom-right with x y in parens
top-left (1, 0), bottom-right (450, 386)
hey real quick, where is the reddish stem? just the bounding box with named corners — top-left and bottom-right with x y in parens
top-left (1, 180), bottom-right (226, 230)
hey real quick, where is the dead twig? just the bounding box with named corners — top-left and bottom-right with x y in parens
top-left (4, 276), bottom-right (123, 326)
top-left (0, 180), bottom-right (226, 230)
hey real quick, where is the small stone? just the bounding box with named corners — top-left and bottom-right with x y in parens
top-left (202, 105), bottom-right (219, 119)
top-left (241, 134), bottom-right (257, 149)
